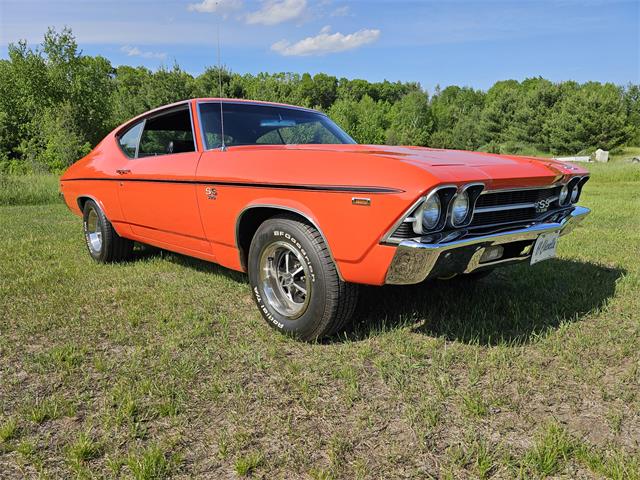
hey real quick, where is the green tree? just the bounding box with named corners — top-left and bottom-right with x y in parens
top-left (386, 91), bottom-right (432, 146)
top-left (480, 80), bottom-right (521, 146)
top-left (430, 86), bottom-right (485, 150)
top-left (1, 27), bottom-right (114, 171)
top-left (508, 78), bottom-right (561, 149)
top-left (112, 66), bottom-right (153, 124)
top-left (39, 102), bottom-right (92, 172)
top-left (336, 78), bottom-right (371, 101)
top-left (141, 64), bottom-right (197, 109)
top-left (329, 95), bottom-right (390, 144)
top-left (544, 82), bottom-right (631, 153)
top-left (623, 83), bottom-right (640, 145)
top-left (310, 73), bottom-right (338, 110)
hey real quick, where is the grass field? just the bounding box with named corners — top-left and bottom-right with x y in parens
top-left (1, 164), bottom-right (639, 479)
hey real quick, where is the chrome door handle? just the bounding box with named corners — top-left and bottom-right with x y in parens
top-left (116, 169), bottom-right (131, 175)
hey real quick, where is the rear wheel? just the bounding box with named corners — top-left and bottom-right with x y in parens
top-left (248, 215), bottom-right (358, 341)
top-left (82, 199), bottom-right (133, 263)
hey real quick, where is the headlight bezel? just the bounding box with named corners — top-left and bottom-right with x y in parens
top-left (559, 184), bottom-right (569, 205)
top-left (570, 184), bottom-right (579, 203)
top-left (384, 183), bottom-right (485, 244)
top-left (448, 183), bottom-right (484, 228)
top-left (574, 176), bottom-right (589, 203)
top-left (410, 186), bottom-right (457, 235)
top-left (415, 193), bottom-right (441, 232)
top-left (451, 190), bottom-right (470, 227)
top-left (560, 176), bottom-right (583, 206)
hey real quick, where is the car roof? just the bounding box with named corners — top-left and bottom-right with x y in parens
top-left (196, 98), bottom-right (321, 114)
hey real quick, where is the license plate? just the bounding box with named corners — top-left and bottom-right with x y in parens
top-left (531, 231), bottom-right (560, 265)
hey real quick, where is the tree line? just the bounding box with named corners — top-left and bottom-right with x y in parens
top-left (1, 28), bottom-right (638, 174)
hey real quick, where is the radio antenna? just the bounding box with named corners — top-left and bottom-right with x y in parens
top-left (216, 6), bottom-right (226, 151)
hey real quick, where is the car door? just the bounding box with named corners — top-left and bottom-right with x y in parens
top-left (116, 104), bottom-right (210, 254)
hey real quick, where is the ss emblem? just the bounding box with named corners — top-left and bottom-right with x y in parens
top-left (205, 187), bottom-right (217, 200)
top-left (534, 198), bottom-right (551, 213)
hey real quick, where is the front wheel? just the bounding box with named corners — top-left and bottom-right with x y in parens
top-left (248, 215), bottom-right (358, 341)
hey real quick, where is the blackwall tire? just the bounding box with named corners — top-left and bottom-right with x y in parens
top-left (82, 199), bottom-right (133, 263)
top-left (248, 215), bottom-right (358, 341)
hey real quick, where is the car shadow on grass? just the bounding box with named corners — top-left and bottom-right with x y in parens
top-left (344, 259), bottom-right (624, 346)
top-left (132, 245), bottom-right (249, 284)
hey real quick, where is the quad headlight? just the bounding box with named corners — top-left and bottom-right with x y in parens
top-left (560, 178), bottom-right (585, 206)
top-left (413, 194), bottom-right (441, 234)
top-left (559, 184), bottom-right (569, 205)
top-left (404, 184), bottom-right (483, 238)
top-left (570, 184), bottom-right (579, 203)
top-left (451, 191), bottom-right (470, 226)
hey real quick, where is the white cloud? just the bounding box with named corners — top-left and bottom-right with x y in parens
top-left (245, 0), bottom-right (307, 25)
top-left (121, 45), bottom-right (167, 60)
top-left (271, 26), bottom-right (380, 56)
top-left (187, 0), bottom-right (243, 14)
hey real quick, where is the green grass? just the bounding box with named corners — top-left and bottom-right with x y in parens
top-left (0, 418), bottom-right (18, 444)
top-left (1, 164), bottom-right (639, 478)
top-left (65, 431), bottom-right (102, 471)
top-left (126, 444), bottom-right (178, 479)
top-left (234, 451), bottom-right (264, 476)
top-left (610, 146), bottom-right (640, 163)
top-left (0, 174), bottom-right (62, 205)
top-left (523, 423), bottom-right (575, 476)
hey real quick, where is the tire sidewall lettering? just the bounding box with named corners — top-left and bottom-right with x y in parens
top-left (253, 286), bottom-right (284, 329)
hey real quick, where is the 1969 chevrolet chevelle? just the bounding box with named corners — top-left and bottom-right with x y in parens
top-left (60, 99), bottom-right (590, 340)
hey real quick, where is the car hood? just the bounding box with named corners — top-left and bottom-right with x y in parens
top-left (281, 144), bottom-right (564, 168)
top-left (229, 144), bottom-right (588, 189)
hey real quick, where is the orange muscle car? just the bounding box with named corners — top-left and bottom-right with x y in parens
top-left (60, 98), bottom-right (591, 340)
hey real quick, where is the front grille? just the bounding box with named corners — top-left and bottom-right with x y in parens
top-left (470, 186), bottom-right (560, 228)
top-left (393, 222), bottom-right (414, 238)
top-left (475, 186), bottom-right (560, 209)
top-left (470, 207), bottom-right (537, 227)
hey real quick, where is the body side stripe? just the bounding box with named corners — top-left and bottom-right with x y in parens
top-left (62, 177), bottom-right (403, 194)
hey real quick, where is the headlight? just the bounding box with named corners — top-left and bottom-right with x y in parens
top-left (413, 194), bottom-right (441, 234)
top-left (559, 184), bottom-right (569, 205)
top-left (570, 184), bottom-right (579, 203)
top-left (451, 191), bottom-right (469, 226)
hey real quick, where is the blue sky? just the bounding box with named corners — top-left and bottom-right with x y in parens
top-left (1, 0), bottom-right (638, 91)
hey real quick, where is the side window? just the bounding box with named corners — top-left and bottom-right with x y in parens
top-left (118, 121), bottom-right (144, 158)
top-left (199, 104), bottom-right (225, 149)
top-left (138, 108), bottom-right (195, 157)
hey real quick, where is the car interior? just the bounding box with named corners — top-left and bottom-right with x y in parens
top-left (118, 106), bottom-right (196, 158)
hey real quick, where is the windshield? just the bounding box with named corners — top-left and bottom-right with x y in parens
top-left (198, 102), bottom-right (355, 149)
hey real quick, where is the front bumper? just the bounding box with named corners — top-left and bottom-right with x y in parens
top-left (384, 206), bottom-right (590, 285)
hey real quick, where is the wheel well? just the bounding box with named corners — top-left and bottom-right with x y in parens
top-left (77, 196), bottom-right (92, 212)
top-left (236, 207), bottom-right (312, 271)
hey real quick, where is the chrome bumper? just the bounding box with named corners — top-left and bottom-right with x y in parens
top-left (384, 206), bottom-right (590, 285)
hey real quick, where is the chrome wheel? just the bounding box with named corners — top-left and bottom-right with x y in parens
top-left (86, 208), bottom-right (103, 253)
top-left (259, 241), bottom-right (311, 319)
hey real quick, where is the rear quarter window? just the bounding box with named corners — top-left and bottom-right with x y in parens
top-left (118, 121), bottom-right (144, 158)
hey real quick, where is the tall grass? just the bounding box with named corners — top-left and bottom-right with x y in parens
top-left (0, 175), bottom-right (62, 206)
top-left (585, 162), bottom-right (640, 183)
